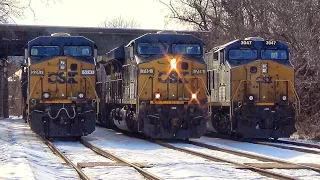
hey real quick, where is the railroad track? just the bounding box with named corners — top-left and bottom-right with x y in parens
top-left (205, 133), bottom-right (320, 155)
top-left (274, 139), bottom-right (320, 149)
top-left (152, 140), bottom-right (320, 180)
top-left (44, 138), bottom-right (161, 180)
top-left (245, 140), bottom-right (320, 155)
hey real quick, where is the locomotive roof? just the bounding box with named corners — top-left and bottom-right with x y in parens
top-left (27, 35), bottom-right (96, 47)
top-left (126, 32), bottom-right (203, 46)
top-left (104, 46), bottom-right (126, 64)
top-left (212, 38), bottom-right (289, 52)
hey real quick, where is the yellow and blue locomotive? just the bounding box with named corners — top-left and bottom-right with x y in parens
top-left (205, 37), bottom-right (299, 139)
top-left (21, 33), bottom-right (99, 137)
top-left (96, 31), bottom-right (210, 139)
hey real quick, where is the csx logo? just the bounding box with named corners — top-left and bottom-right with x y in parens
top-left (48, 72), bottom-right (78, 84)
top-left (256, 76), bottom-right (272, 84)
top-left (158, 71), bottom-right (188, 83)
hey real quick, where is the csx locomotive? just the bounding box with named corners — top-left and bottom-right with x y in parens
top-left (21, 33), bottom-right (99, 137)
top-left (205, 37), bottom-right (299, 139)
top-left (96, 31), bottom-right (210, 139)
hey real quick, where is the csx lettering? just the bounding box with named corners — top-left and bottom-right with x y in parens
top-left (256, 76), bottom-right (272, 84)
top-left (48, 72), bottom-right (78, 84)
top-left (241, 40), bottom-right (252, 45)
top-left (158, 71), bottom-right (188, 83)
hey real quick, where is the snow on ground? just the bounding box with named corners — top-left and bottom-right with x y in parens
top-left (2, 116), bottom-right (320, 179)
top-left (0, 117), bottom-right (76, 180)
top-left (84, 127), bottom-right (273, 180)
top-left (53, 141), bottom-right (144, 180)
top-left (170, 142), bottom-right (320, 180)
top-left (194, 136), bottom-right (320, 164)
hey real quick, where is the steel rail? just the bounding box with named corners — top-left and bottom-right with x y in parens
top-left (80, 139), bottom-right (162, 180)
top-left (273, 140), bottom-right (320, 149)
top-left (44, 139), bottom-right (90, 180)
top-left (153, 140), bottom-right (298, 180)
top-left (248, 140), bottom-right (320, 155)
top-left (189, 140), bottom-right (320, 172)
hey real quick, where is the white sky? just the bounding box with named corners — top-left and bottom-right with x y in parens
top-left (13, 0), bottom-right (189, 30)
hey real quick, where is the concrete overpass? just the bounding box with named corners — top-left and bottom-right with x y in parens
top-left (0, 24), bottom-right (209, 118)
top-left (0, 24), bottom-right (209, 56)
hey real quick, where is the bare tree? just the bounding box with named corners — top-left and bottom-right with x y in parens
top-left (0, 0), bottom-right (58, 23)
top-left (159, 0), bottom-right (320, 139)
top-left (99, 16), bottom-right (141, 28)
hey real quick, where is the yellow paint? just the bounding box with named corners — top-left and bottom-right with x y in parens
top-left (231, 60), bottom-right (295, 103)
top-left (150, 101), bottom-right (186, 105)
top-left (138, 56), bottom-right (208, 104)
top-left (40, 99), bottom-right (73, 104)
top-left (28, 57), bottom-right (97, 103)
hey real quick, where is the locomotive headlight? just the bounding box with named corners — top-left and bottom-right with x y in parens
top-left (42, 92), bottom-right (50, 99)
top-left (248, 95), bottom-right (254, 101)
top-left (282, 95), bottom-right (287, 101)
top-left (261, 63), bottom-right (268, 73)
top-left (155, 92), bottom-right (161, 100)
top-left (60, 60), bottom-right (66, 70)
top-left (78, 93), bottom-right (84, 99)
top-left (170, 58), bottom-right (177, 69)
top-left (191, 93), bottom-right (197, 99)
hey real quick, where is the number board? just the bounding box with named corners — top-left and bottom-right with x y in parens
top-left (265, 40), bottom-right (277, 46)
top-left (81, 69), bottom-right (95, 75)
top-left (30, 69), bottom-right (44, 75)
top-left (139, 68), bottom-right (154, 74)
top-left (192, 69), bottom-right (206, 75)
top-left (240, 40), bottom-right (252, 46)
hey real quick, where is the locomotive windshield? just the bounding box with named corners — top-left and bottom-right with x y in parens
top-left (31, 46), bottom-right (60, 56)
top-left (137, 43), bottom-right (169, 55)
top-left (261, 49), bottom-right (288, 60)
top-left (63, 46), bottom-right (92, 57)
top-left (172, 44), bottom-right (201, 55)
top-left (228, 48), bottom-right (258, 60)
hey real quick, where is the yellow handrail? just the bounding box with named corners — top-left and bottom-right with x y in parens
top-left (230, 79), bottom-right (300, 117)
top-left (28, 79), bottom-right (41, 101)
top-left (85, 77), bottom-right (100, 114)
top-left (136, 77), bottom-right (151, 113)
top-left (275, 80), bottom-right (301, 116)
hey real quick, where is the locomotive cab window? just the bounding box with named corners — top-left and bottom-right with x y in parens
top-left (63, 46), bottom-right (92, 57)
top-left (172, 44), bottom-right (201, 55)
top-left (137, 43), bottom-right (168, 55)
top-left (261, 49), bottom-right (288, 60)
top-left (30, 46), bottom-right (60, 56)
top-left (228, 48), bottom-right (258, 60)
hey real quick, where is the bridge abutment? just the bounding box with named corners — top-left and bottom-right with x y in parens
top-left (0, 58), bottom-right (9, 118)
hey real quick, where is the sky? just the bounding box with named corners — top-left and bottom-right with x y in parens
top-left (13, 0), bottom-right (189, 30)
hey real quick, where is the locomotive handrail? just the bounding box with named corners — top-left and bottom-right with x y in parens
top-left (196, 77), bottom-right (212, 116)
top-left (179, 74), bottom-right (212, 115)
top-left (28, 78), bottom-right (41, 101)
top-left (275, 80), bottom-right (301, 116)
top-left (230, 80), bottom-right (248, 116)
top-left (231, 79), bottom-right (300, 117)
top-left (231, 80), bottom-right (248, 102)
top-left (84, 77), bottom-right (100, 114)
top-left (136, 77), bottom-right (151, 113)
